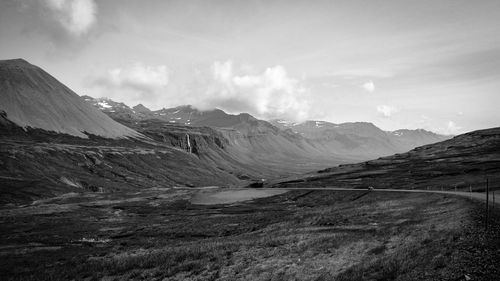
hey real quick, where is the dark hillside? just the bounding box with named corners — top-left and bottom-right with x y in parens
top-left (270, 127), bottom-right (500, 191)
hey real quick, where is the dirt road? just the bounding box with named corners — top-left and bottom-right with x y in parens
top-left (269, 187), bottom-right (500, 205)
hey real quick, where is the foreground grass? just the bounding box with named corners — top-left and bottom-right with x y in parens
top-left (1, 189), bottom-right (499, 280)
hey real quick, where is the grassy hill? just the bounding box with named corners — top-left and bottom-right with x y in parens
top-left (269, 127), bottom-right (500, 191)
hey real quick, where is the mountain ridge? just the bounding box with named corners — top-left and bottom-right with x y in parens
top-left (81, 95), bottom-right (449, 161)
top-left (83, 94), bottom-right (446, 137)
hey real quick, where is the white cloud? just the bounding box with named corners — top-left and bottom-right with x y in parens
top-left (376, 105), bottom-right (398, 117)
top-left (212, 61), bottom-right (234, 85)
top-left (442, 121), bottom-right (462, 135)
top-left (362, 80), bottom-right (375, 92)
top-left (87, 61), bottom-right (312, 118)
top-left (107, 64), bottom-right (169, 88)
top-left (44, 0), bottom-right (96, 36)
top-left (203, 60), bottom-right (310, 121)
top-left (89, 63), bottom-right (169, 107)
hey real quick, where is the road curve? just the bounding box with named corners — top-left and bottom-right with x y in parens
top-left (267, 187), bottom-right (500, 206)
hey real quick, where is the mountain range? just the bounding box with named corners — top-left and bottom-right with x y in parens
top-left (83, 95), bottom-right (450, 160)
top-left (2, 58), bottom-right (496, 205)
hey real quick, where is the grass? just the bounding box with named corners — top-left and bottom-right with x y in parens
top-left (0, 189), bottom-right (499, 280)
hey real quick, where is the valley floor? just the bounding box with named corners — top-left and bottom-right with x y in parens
top-left (1, 188), bottom-right (499, 281)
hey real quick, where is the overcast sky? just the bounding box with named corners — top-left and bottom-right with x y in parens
top-left (1, 0), bottom-right (499, 134)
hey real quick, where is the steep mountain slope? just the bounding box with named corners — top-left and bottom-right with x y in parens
top-left (0, 119), bottom-right (242, 205)
top-left (0, 59), bottom-right (140, 139)
top-left (113, 117), bottom-right (350, 177)
top-left (269, 127), bottom-right (500, 191)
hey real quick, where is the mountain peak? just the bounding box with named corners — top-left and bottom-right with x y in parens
top-left (133, 104), bottom-right (151, 113)
top-left (0, 60), bottom-right (141, 139)
top-left (0, 58), bottom-right (36, 69)
top-left (0, 58), bottom-right (30, 64)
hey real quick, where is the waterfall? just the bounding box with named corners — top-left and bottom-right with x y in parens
top-left (186, 134), bottom-right (192, 153)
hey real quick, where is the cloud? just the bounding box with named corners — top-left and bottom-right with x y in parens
top-left (106, 64), bottom-right (169, 89)
top-left (88, 63), bottom-right (169, 107)
top-left (0, 0), bottom-right (100, 56)
top-left (362, 80), bottom-right (375, 92)
top-left (376, 105), bottom-right (398, 117)
top-left (87, 60), bottom-right (310, 121)
top-left (201, 61), bottom-right (310, 121)
top-left (441, 121), bottom-right (462, 135)
top-left (43, 0), bottom-right (97, 36)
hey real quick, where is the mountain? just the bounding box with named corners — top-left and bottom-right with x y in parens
top-left (268, 127), bottom-right (500, 191)
top-left (81, 95), bottom-right (153, 120)
top-left (150, 105), bottom-right (276, 133)
top-left (81, 95), bottom-right (135, 115)
top-left (270, 119), bottom-right (450, 159)
top-left (0, 59), bottom-right (140, 139)
top-left (81, 96), bottom-right (447, 152)
top-left (133, 104), bottom-right (151, 114)
top-left (0, 60), bottom-right (248, 204)
top-left (0, 59), bottom-right (486, 206)
top-left (81, 99), bottom-right (281, 133)
top-left (0, 116), bottom-right (243, 204)
top-left (81, 97), bottom-right (351, 174)
top-left (390, 129), bottom-right (449, 150)
top-left (82, 96), bottom-right (448, 161)
top-left (0, 59), bottom-right (354, 205)
top-left (109, 106), bottom-right (352, 175)
top-left (82, 96), bottom-right (451, 169)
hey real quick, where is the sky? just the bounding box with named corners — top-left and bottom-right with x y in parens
top-left (1, 0), bottom-right (500, 135)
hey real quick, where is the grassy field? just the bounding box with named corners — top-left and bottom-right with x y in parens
top-left (1, 188), bottom-right (499, 280)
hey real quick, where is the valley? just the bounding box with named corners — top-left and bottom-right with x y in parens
top-left (1, 188), bottom-right (499, 281)
top-left (1, 58), bottom-right (499, 280)
top-left (268, 127), bottom-right (500, 192)
top-left (2, 0), bottom-right (500, 279)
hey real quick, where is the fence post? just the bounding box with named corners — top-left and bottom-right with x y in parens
top-left (486, 178), bottom-right (489, 230)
